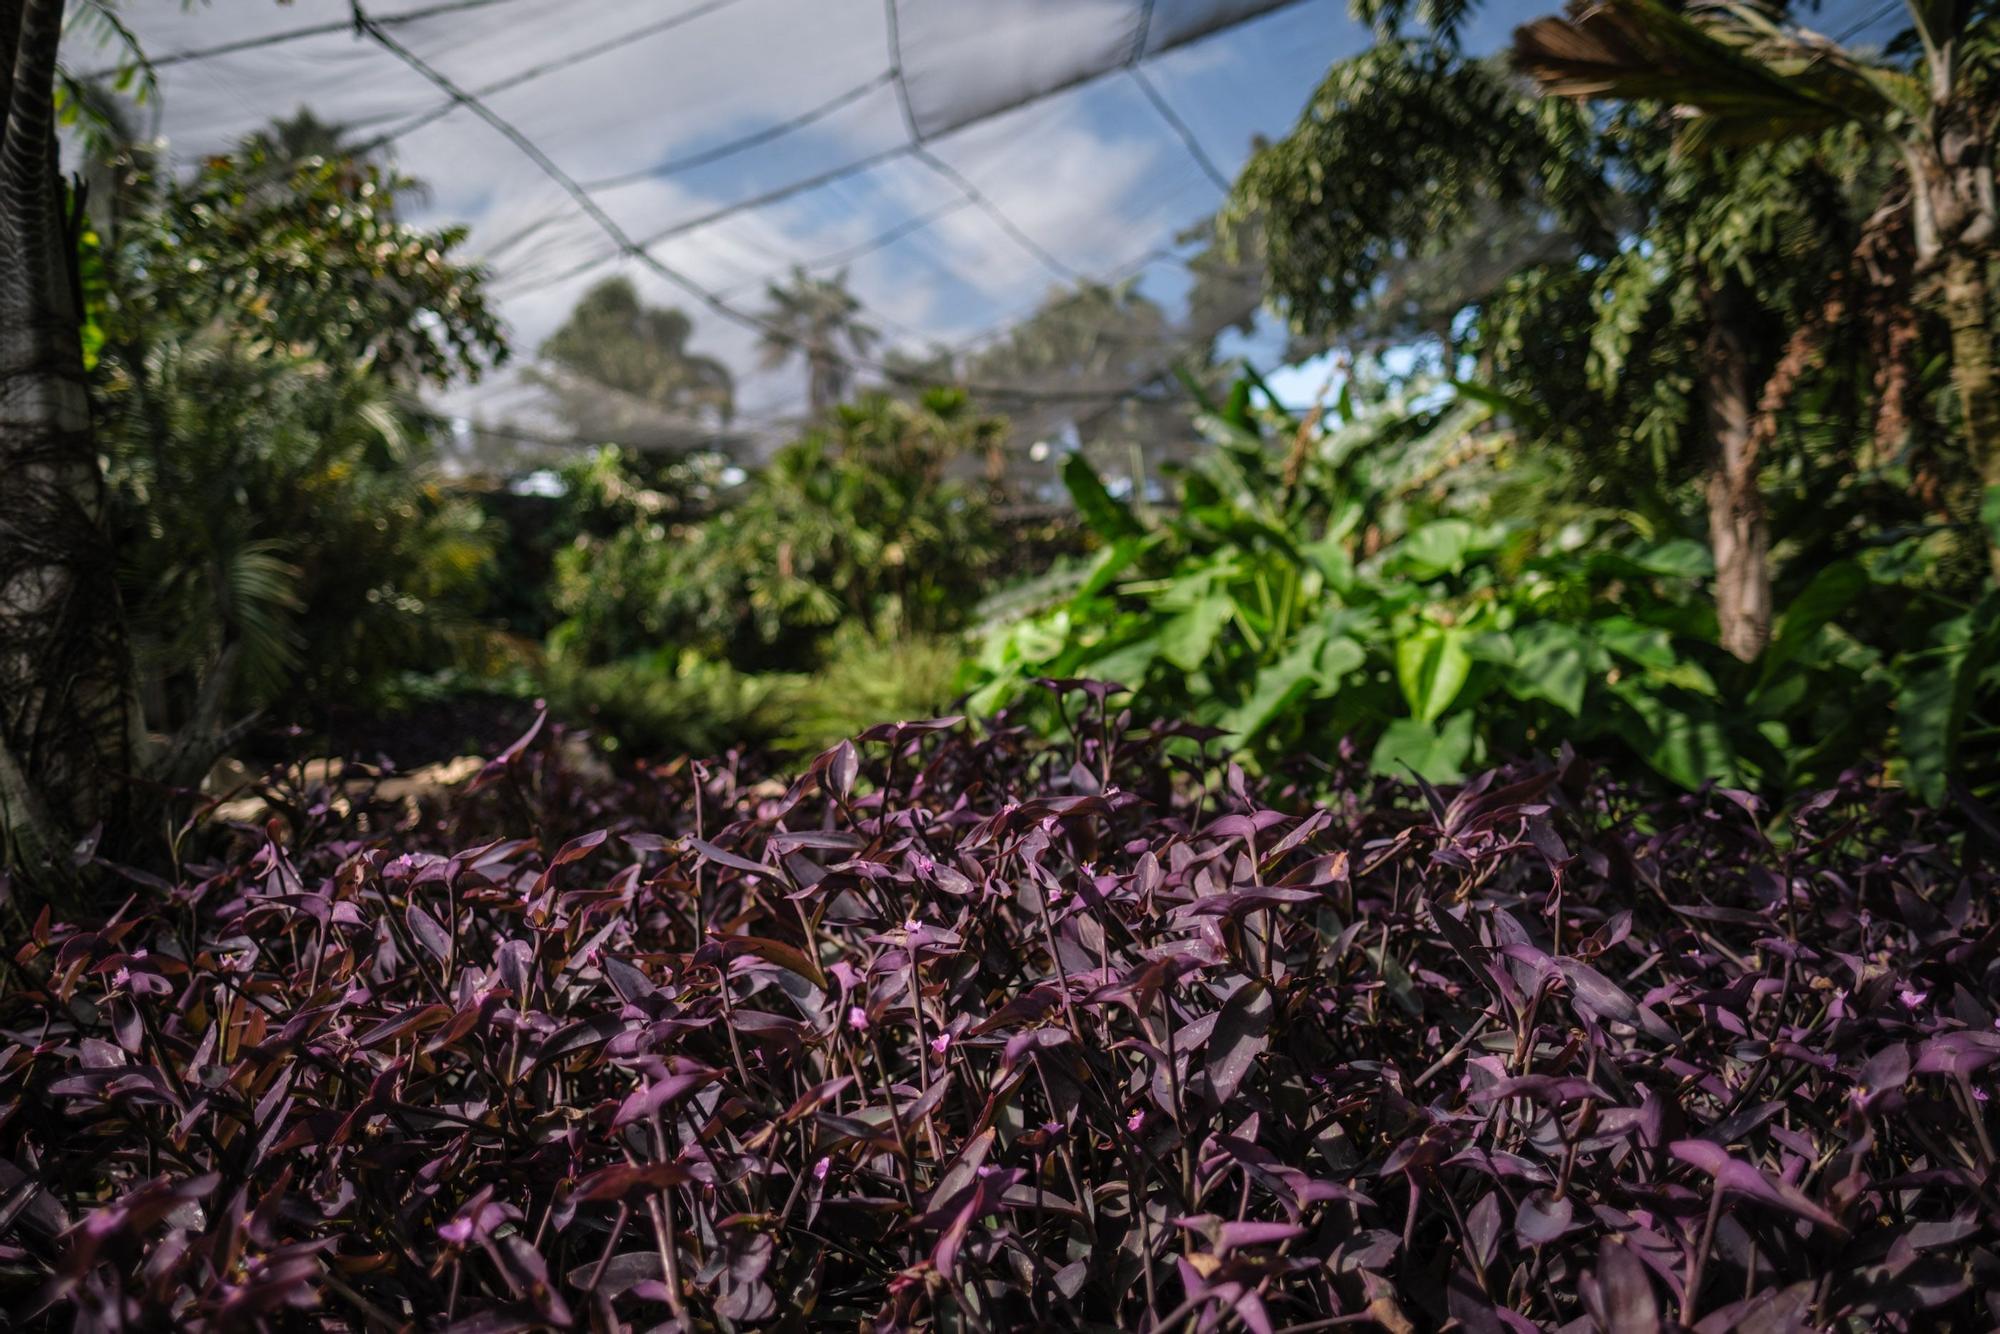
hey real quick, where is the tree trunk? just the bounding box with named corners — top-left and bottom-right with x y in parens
top-left (1700, 292), bottom-right (1773, 661)
top-left (1940, 249), bottom-right (2000, 578)
top-left (0, 0), bottom-right (138, 887)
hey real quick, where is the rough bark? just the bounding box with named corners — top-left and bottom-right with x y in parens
top-left (1906, 102), bottom-right (1998, 574)
top-left (1701, 290), bottom-right (1772, 662)
top-left (1940, 250), bottom-right (2000, 576)
top-left (0, 0), bottom-right (138, 887)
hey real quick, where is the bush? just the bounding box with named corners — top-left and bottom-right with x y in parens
top-left (544, 632), bottom-right (967, 764)
top-left (7, 690), bottom-right (1994, 1328)
top-left (548, 392), bottom-right (999, 674)
top-left (966, 374), bottom-right (2000, 800)
top-left (543, 651), bottom-right (801, 760)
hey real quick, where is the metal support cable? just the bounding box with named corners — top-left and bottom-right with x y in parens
top-left (881, 0), bottom-right (923, 143)
top-left (1128, 66), bottom-right (1231, 192)
top-left (584, 72), bottom-right (897, 190)
top-left (356, 0), bottom-right (757, 157)
top-left (76, 0), bottom-right (533, 79)
top-left (910, 146), bottom-right (1083, 284)
top-left (631, 146), bottom-right (913, 248)
top-left (1129, 0), bottom-right (1161, 62)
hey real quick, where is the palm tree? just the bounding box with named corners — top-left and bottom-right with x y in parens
top-left (757, 266), bottom-right (880, 415)
top-left (1515, 0), bottom-right (2000, 575)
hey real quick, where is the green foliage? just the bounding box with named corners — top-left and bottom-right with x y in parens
top-left (545, 632), bottom-right (963, 762)
top-left (965, 371), bottom-right (1998, 795)
top-left (1223, 44), bottom-right (1607, 342)
top-left (102, 143), bottom-right (505, 387)
top-left (98, 332), bottom-right (500, 723)
top-left (772, 629), bottom-right (963, 754)
top-left (549, 390), bottom-right (999, 672)
top-left (543, 652), bottom-right (796, 761)
top-left (969, 373), bottom-right (1714, 783)
top-left (88, 122), bottom-right (510, 727)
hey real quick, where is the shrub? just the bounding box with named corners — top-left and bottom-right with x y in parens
top-left (3, 690), bottom-right (1994, 1329)
top-left (548, 392), bottom-right (999, 674)
top-left (542, 651), bottom-right (800, 760)
top-left (966, 374), bottom-right (2000, 800)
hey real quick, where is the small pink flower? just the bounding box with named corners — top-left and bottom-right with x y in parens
top-left (112, 967), bottom-right (131, 988)
top-left (1126, 1110), bottom-right (1146, 1133)
top-left (1041, 1119), bottom-right (1062, 1137)
top-left (930, 1032), bottom-right (952, 1056)
top-left (1899, 987), bottom-right (1928, 1009)
top-left (812, 1157), bottom-right (831, 1180)
top-left (1976, 1087), bottom-right (1991, 1104)
top-left (438, 1217), bottom-right (474, 1246)
top-left (904, 917), bottom-right (922, 933)
top-left (847, 1006), bottom-right (869, 1031)
top-left (1047, 886), bottom-right (1065, 906)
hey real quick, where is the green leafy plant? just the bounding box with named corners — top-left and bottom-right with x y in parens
top-left (88, 126), bottom-right (510, 733)
top-left (549, 389), bottom-right (999, 672)
top-left (968, 372), bottom-right (1732, 784)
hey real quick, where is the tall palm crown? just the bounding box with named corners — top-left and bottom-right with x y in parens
top-left (757, 267), bottom-right (881, 414)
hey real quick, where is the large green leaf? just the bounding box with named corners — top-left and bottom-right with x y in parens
top-left (1222, 638), bottom-right (1322, 745)
top-left (1759, 559), bottom-right (1867, 683)
top-left (1396, 626), bottom-right (1473, 723)
top-left (1596, 616), bottom-right (1718, 696)
top-left (1609, 682), bottom-right (1738, 789)
top-left (1061, 455), bottom-right (1144, 541)
top-left (1502, 622), bottom-right (1590, 716)
top-left (1393, 520), bottom-right (1478, 580)
top-left (1371, 712), bottom-right (1475, 784)
top-left (1898, 593), bottom-right (2000, 804)
top-left (1160, 595), bottom-right (1234, 671)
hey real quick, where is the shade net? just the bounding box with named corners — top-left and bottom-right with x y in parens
top-left (69, 0), bottom-right (1525, 491)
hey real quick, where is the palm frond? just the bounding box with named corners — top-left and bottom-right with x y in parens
top-left (1513, 0), bottom-right (1898, 141)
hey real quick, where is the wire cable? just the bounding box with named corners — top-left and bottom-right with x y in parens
top-left (75, 0), bottom-right (535, 80)
top-left (585, 73), bottom-right (897, 190)
top-left (1128, 66), bottom-right (1232, 192)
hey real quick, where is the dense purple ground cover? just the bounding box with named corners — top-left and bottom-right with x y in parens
top-left (4, 687), bottom-right (1997, 1331)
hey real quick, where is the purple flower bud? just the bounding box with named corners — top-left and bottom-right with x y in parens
top-left (930, 1032), bottom-right (951, 1056)
top-left (813, 1157), bottom-right (831, 1180)
top-left (1899, 987), bottom-right (1928, 1009)
top-left (847, 1006), bottom-right (869, 1032)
